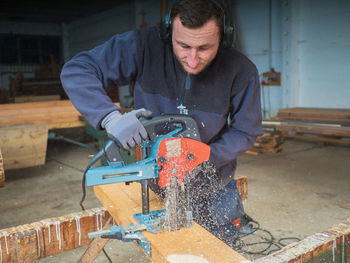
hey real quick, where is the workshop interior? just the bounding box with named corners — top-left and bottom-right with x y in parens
top-left (0, 0), bottom-right (349, 262)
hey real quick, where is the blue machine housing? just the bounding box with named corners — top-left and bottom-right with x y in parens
top-left (85, 127), bottom-right (182, 187)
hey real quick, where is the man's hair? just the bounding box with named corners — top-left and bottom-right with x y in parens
top-left (170, 0), bottom-right (225, 31)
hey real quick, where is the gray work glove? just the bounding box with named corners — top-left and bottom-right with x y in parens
top-left (101, 109), bottom-right (149, 149)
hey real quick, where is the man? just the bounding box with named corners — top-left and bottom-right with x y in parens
top-left (61, 0), bottom-right (262, 245)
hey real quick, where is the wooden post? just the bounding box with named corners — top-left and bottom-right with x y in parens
top-left (0, 148), bottom-right (4, 187)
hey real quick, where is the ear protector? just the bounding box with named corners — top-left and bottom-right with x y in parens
top-left (159, 0), bottom-right (234, 48)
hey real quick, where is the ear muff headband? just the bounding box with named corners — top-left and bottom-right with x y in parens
top-left (159, 0), bottom-right (234, 48)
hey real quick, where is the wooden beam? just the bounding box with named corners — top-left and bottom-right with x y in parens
top-left (0, 124), bottom-right (48, 170)
top-left (254, 218), bottom-right (350, 263)
top-left (277, 122), bottom-right (350, 138)
top-left (0, 148), bottom-right (4, 187)
top-left (78, 216), bottom-right (113, 263)
top-left (14, 95), bottom-right (61, 103)
top-left (0, 208), bottom-right (110, 262)
top-left (0, 100), bottom-right (85, 129)
top-left (277, 107), bottom-right (350, 123)
top-left (0, 100), bottom-right (121, 130)
top-left (93, 178), bottom-right (250, 263)
top-left (285, 134), bottom-right (350, 146)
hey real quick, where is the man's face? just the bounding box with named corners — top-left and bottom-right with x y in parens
top-left (172, 16), bottom-right (220, 75)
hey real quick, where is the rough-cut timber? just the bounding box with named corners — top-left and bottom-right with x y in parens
top-left (0, 207), bottom-right (110, 263)
top-left (263, 120), bottom-right (350, 146)
top-left (14, 95), bottom-right (61, 103)
top-left (0, 100), bottom-right (121, 129)
top-left (78, 216), bottom-right (112, 263)
top-left (254, 218), bottom-right (350, 263)
top-left (0, 148), bottom-right (4, 187)
top-left (278, 122), bottom-right (350, 138)
top-left (94, 178), bottom-right (251, 263)
top-left (0, 100), bottom-right (85, 129)
top-left (0, 124), bottom-right (48, 170)
top-left (277, 108), bottom-right (350, 123)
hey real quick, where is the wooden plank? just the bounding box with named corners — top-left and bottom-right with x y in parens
top-left (14, 95), bottom-right (61, 103)
top-left (94, 180), bottom-right (250, 263)
top-left (254, 218), bottom-right (350, 263)
top-left (0, 124), bottom-right (48, 170)
top-left (0, 100), bottom-right (85, 129)
top-left (0, 148), bottom-right (4, 187)
top-left (0, 207), bottom-right (110, 262)
top-left (285, 134), bottom-right (350, 146)
top-left (277, 122), bottom-right (350, 138)
top-left (78, 216), bottom-right (113, 263)
top-left (0, 100), bottom-right (74, 110)
top-left (0, 100), bottom-right (120, 129)
top-left (277, 108), bottom-right (350, 123)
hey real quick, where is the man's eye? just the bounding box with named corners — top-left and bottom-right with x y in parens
top-left (181, 44), bottom-right (190, 49)
top-left (198, 46), bottom-right (209, 51)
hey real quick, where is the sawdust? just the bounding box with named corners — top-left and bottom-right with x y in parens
top-left (166, 254), bottom-right (211, 263)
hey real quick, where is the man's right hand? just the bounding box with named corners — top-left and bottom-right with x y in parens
top-left (101, 109), bottom-right (150, 149)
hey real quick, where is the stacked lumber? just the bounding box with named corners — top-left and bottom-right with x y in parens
top-left (272, 108), bottom-right (350, 146)
top-left (246, 130), bottom-right (284, 154)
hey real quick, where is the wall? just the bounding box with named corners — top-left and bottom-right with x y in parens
top-left (234, 0), bottom-right (350, 117)
top-left (284, 0), bottom-right (350, 108)
top-left (63, 0), bottom-right (160, 60)
top-left (233, 0), bottom-right (282, 118)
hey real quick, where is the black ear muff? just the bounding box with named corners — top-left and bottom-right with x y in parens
top-left (211, 0), bottom-right (235, 48)
top-left (222, 13), bottom-right (235, 48)
top-left (159, 11), bottom-right (172, 42)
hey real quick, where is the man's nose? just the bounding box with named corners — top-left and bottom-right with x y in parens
top-left (187, 49), bottom-right (199, 68)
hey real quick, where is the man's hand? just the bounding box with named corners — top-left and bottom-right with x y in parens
top-left (101, 109), bottom-right (150, 149)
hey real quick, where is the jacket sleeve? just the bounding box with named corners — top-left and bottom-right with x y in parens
top-left (209, 72), bottom-right (263, 169)
top-left (60, 30), bottom-right (138, 129)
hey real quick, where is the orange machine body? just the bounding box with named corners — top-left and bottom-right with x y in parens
top-left (156, 138), bottom-right (210, 187)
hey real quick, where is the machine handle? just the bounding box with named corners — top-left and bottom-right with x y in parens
top-left (141, 114), bottom-right (201, 141)
top-left (104, 113), bottom-right (201, 164)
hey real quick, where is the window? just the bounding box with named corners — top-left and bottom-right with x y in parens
top-left (0, 36), bottom-right (18, 64)
top-left (0, 35), bottom-right (61, 65)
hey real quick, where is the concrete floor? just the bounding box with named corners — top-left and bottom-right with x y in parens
top-left (1, 127), bottom-right (350, 262)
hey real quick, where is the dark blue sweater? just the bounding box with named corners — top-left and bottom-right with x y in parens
top-left (61, 26), bottom-right (263, 187)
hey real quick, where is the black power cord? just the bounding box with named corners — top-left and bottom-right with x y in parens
top-left (80, 148), bottom-right (105, 211)
top-left (80, 148), bottom-right (113, 263)
top-left (230, 216), bottom-right (301, 257)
